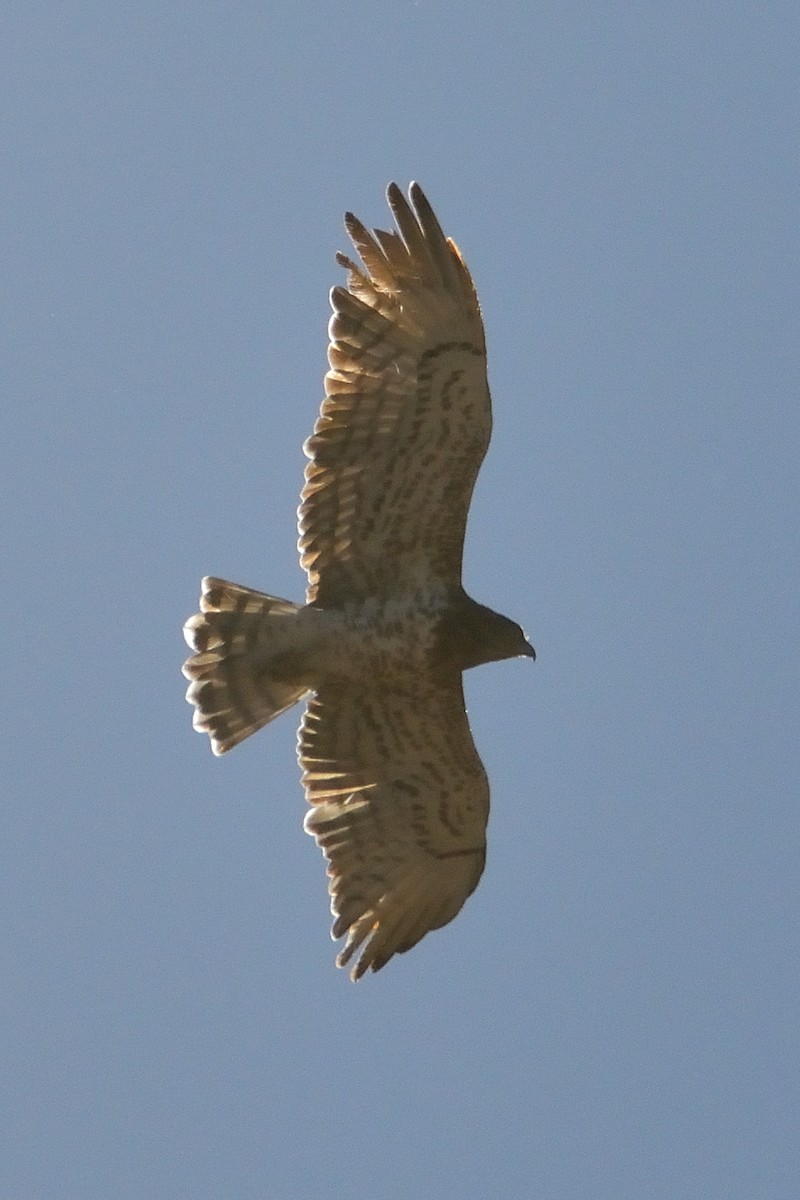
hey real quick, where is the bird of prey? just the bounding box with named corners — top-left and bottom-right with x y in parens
top-left (183, 182), bottom-right (535, 980)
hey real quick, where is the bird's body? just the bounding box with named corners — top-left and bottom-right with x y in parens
top-left (183, 183), bottom-right (534, 979)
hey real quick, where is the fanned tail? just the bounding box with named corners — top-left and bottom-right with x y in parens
top-left (182, 577), bottom-right (309, 755)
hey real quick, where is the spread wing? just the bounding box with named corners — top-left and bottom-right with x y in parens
top-left (300, 676), bottom-right (489, 979)
top-left (299, 182), bottom-right (492, 605)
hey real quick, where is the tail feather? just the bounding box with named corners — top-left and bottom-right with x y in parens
top-left (182, 576), bottom-right (309, 755)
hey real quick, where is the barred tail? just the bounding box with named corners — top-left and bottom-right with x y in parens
top-left (182, 576), bottom-right (309, 755)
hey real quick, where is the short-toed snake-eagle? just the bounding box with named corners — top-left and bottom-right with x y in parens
top-left (183, 183), bottom-right (535, 980)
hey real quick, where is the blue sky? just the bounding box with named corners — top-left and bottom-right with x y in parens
top-left (4, 4), bottom-right (798, 1198)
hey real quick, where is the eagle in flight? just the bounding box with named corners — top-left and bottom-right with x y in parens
top-left (183, 183), bottom-right (535, 980)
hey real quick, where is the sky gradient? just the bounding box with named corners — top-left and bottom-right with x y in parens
top-left (5, 4), bottom-right (798, 1198)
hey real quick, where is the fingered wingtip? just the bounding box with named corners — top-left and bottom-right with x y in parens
top-left (387, 180), bottom-right (426, 211)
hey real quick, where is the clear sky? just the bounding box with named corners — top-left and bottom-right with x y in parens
top-left (4, 4), bottom-right (798, 1198)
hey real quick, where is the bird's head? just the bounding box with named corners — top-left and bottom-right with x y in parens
top-left (490, 614), bottom-right (536, 664)
top-left (447, 599), bottom-right (536, 670)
